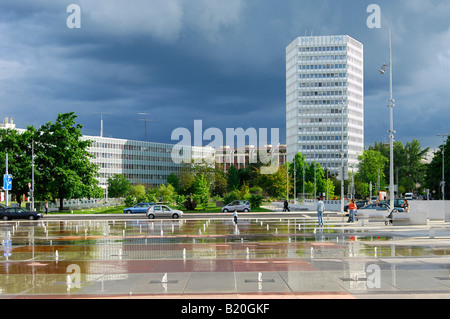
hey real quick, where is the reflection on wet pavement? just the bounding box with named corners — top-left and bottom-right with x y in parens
top-left (1, 218), bottom-right (450, 298)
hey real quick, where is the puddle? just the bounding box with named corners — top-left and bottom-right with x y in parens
top-left (1, 218), bottom-right (449, 295)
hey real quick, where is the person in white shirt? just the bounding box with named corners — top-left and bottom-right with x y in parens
top-left (316, 197), bottom-right (325, 226)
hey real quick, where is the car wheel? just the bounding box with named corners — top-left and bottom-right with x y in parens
top-left (243, 208), bottom-right (249, 212)
top-left (2, 216), bottom-right (8, 221)
top-left (126, 210), bottom-right (132, 214)
top-left (172, 213), bottom-right (179, 219)
top-left (223, 209), bottom-right (228, 213)
top-left (147, 214), bottom-right (155, 219)
top-left (28, 215), bottom-right (35, 220)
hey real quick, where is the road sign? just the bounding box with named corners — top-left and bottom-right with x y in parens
top-left (3, 174), bottom-right (12, 191)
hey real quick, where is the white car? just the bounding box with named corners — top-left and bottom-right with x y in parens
top-left (146, 205), bottom-right (183, 219)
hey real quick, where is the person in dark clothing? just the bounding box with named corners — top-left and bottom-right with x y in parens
top-left (283, 200), bottom-right (290, 212)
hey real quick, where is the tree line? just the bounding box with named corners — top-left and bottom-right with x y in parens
top-left (0, 112), bottom-right (101, 210)
top-left (2, 112), bottom-right (447, 213)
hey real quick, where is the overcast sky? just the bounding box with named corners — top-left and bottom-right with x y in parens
top-left (1, 0), bottom-right (449, 150)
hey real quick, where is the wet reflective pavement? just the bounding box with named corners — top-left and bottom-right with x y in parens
top-left (1, 216), bottom-right (450, 299)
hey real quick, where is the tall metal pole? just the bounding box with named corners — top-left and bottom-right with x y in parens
top-left (388, 30), bottom-right (395, 211)
top-left (444, 141), bottom-right (446, 200)
top-left (294, 155), bottom-right (297, 204)
top-left (340, 98), bottom-right (345, 214)
top-left (286, 162), bottom-right (289, 202)
top-left (31, 139), bottom-right (35, 211)
top-left (302, 164), bottom-right (305, 202)
top-left (5, 153), bottom-right (8, 207)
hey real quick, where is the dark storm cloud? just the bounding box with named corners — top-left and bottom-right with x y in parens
top-left (1, 0), bottom-right (449, 148)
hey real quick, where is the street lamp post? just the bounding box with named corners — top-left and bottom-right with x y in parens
top-left (294, 155), bottom-right (297, 204)
top-left (31, 139), bottom-right (35, 211)
top-left (5, 153), bottom-right (8, 207)
top-left (380, 30), bottom-right (395, 211)
top-left (437, 134), bottom-right (450, 200)
top-left (340, 97), bottom-right (345, 214)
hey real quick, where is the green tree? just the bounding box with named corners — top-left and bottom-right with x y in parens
top-left (325, 178), bottom-right (336, 199)
top-left (0, 127), bottom-right (36, 206)
top-left (193, 174), bottom-right (210, 210)
top-left (398, 139), bottom-right (429, 193)
top-left (289, 153), bottom-right (309, 198)
top-left (129, 184), bottom-right (146, 202)
top-left (426, 137), bottom-right (449, 199)
top-left (167, 172), bottom-right (180, 193)
top-left (227, 165), bottom-right (240, 191)
top-left (107, 174), bottom-right (131, 198)
top-left (257, 163), bottom-right (290, 199)
top-left (178, 164), bottom-right (196, 195)
top-left (34, 112), bottom-right (99, 210)
top-left (356, 149), bottom-right (388, 190)
top-left (157, 184), bottom-right (175, 203)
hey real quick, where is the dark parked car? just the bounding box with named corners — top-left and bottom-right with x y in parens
top-left (1, 207), bottom-right (44, 221)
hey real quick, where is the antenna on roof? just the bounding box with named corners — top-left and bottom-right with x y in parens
top-left (92, 112), bottom-right (113, 137)
top-left (138, 113), bottom-right (156, 142)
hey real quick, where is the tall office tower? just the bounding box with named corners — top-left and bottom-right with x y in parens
top-left (286, 35), bottom-right (364, 178)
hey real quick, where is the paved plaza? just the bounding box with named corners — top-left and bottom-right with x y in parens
top-left (1, 213), bottom-right (450, 299)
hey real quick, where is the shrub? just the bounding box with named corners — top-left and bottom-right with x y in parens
top-left (249, 194), bottom-right (264, 209)
top-left (124, 195), bottom-right (135, 207)
top-left (223, 190), bottom-right (239, 204)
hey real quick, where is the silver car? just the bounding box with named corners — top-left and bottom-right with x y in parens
top-left (221, 200), bottom-right (251, 212)
top-left (146, 205), bottom-right (183, 219)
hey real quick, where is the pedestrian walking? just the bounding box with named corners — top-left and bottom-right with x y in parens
top-left (316, 197), bottom-right (324, 226)
top-left (347, 199), bottom-right (356, 223)
top-left (233, 209), bottom-right (238, 224)
top-left (44, 201), bottom-right (49, 214)
top-left (283, 200), bottom-right (290, 212)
